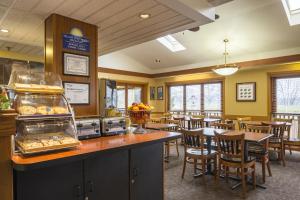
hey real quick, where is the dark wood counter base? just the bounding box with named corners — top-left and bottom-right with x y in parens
top-left (13, 131), bottom-right (181, 200)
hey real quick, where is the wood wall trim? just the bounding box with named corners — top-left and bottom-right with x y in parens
top-left (98, 54), bottom-right (300, 78)
top-left (165, 77), bottom-right (225, 86)
top-left (98, 67), bottom-right (153, 78)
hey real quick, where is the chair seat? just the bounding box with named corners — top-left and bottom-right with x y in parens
top-left (221, 156), bottom-right (255, 164)
top-left (186, 148), bottom-right (217, 156)
top-left (269, 137), bottom-right (282, 143)
top-left (248, 143), bottom-right (267, 155)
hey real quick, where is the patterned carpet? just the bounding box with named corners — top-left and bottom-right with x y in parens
top-left (164, 146), bottom-right (300, 200)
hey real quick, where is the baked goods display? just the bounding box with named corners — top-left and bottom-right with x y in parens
top-left (16, 133), bottom-right (80, 154)
top-left (36, 106), bottom-right (55, 115)
top-left (13, 83), bottom-right (64, 94)
top-left (18, 105), bottom-right (37, 115)
top-left (53, 106), bottom-right (68, 114)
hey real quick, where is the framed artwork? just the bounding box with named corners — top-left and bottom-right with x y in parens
top-left (236, 82), bottom-right (256, 102)
top-left (157, 86), bottom-right (164, 100)
top-left (63, 53), bottom-right (89, 76)
top-left (63, 82), bottom-right (90, 104)
top-left (150, 87), bottom-right (155, 100)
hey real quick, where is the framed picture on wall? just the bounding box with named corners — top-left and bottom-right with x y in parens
top-left (63, 82), bottom-right (90, 104)
top-left (150, 87), bottom-right (155, 100)
top-left (157, 86), bottom-right (163, 100)
top-left (63, 53), bottom-right (89, 76)
top-left (236, 82), bottom-right (256, 102)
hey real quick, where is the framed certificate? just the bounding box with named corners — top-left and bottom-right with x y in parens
top-left (63, 53), bottom-right (89, 76)
top-left (64, 82), bottom-right (90, 104)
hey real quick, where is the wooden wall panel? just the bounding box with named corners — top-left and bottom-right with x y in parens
top-left (45, 14), bottom-right (98, 116)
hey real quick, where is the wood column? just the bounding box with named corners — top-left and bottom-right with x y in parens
top-left (44, 14), bottom-right (99, 116)
top-left (0, 110), bottom-right (17, 200)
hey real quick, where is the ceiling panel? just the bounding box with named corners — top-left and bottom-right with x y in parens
top-left (0, 0), bottom-right (220, 57)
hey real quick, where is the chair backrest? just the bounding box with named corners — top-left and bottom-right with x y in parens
top-left (212, 122), bottom-right (235, 130)
top-left (173, 116), bottom-right (185, 128)
top-left (151, 118), bottom-right (161, 124)
top-left (273, 118), bottom-right (292, 138)
top-left (182, 129), bottom-right (205, 152)
top-left (237, 117), bottom-right (252, 130)
top-left (165, 119), bottom-right (179, 132)
top-left (192, 115), bottom-right (205, 119)
top-left (262, 122), bottom-right (286, 140)
top-left (190, 117), bottom-right (204, 129)
top-left (246, 124), bottom-right (271, 134)
top-left (216, 133), bottom-right (245, 163)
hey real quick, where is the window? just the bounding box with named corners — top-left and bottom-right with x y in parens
top-left (273, 77), bottom-right (300, 114)
top-left (169, 86), bottom-right (184, 111)
top-left (157, 35), bottom-right (186, 52)
top-left (116, 83), bottom-right (145, 112)
top-left (204, 83), bottom-right (221, 111)
top-left (168, 82), bottom-right (223, 113)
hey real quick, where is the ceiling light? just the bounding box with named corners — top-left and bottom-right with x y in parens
top-left (213, 39), bottom-right (239, 76)
top-left (157, 35), bottom-right (186, 52)
top-left (139, 13), bottom-right (151, 19)
top-left (0, 29), bottom-right (8, 33)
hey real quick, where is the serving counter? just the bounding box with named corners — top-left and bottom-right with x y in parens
top-left (11, 129), bottom-right (180, 200)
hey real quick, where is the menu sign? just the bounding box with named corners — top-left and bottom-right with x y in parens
top-left (63, 34), bottom-right (90, 52)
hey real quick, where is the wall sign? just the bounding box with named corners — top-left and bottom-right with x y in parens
top-left (63, 34), bottom-right (90, 52)
top-left (64, 82), bottom-right (90, 104)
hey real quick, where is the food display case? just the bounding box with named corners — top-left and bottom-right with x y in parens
top-left (9, 71), bottom-right (79, 155)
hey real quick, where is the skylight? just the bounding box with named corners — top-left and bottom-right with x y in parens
top-left (281, 0), bottom-right (300, 25)
top-left (287, 0), bottom-right (300, 12)
top-left (156, 35), bottom-right (186, 52)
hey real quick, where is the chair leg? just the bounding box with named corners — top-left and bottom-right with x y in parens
top-left (175, 140), bottom-right (179, 157)
top-left (252, 165), bottom-right (256, 189)
top-left (182, 156), bottom-right (187, 179)
top-left (194, 159), bottom-right (197, 175)
top-left (267, 160), bottom-right (272, 177)
top-left (281, 148), bottom-right (286, 167)
top-left (225, 166), bottom-right (229, 183)
top-left (262, 157), bottom-right (266, 183)
top-left (289, 145), bottom-right (292, 155)
top-left (201, 159), bottom-right (206, 182)
top-left (241, 168), bottom-right (247, 197)
top-left (217, 160), bottom-right (221, 184)
top-left (214, 156), bottom-right (218, 182)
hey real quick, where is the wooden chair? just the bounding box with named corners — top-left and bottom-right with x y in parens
top-left (190, 117), bottom-right (204, 129)
top-left (237, 117), bottom-right (252, 130)
top-left (181, 129), bottom-right (218, 182)
top-left (173, 116), bottom-right (185, 129)
top-left (150, 118), bottom-right (161, 124)
top-left (262, 122), bottom-right (286, 167)
top-left (216, 133), bottom-right (256, 197)
top-left (273, 118), bottom-right (293, 154)
top-left (164, 119), bottom-right (180, 159)
top-left (212, 122), bottom-right (235, 130)
top-left (246, 124), bottom-right (272, 183)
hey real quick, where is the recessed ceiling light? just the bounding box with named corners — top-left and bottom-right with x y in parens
top-left (157, 35), bottom-right (186, 52)
top-left (139, 13), bottom-right (151, 19)
top-left (0, 29), bottom-right (8, 33)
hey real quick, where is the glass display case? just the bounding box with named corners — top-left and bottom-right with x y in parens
top-left (8, 71), bottom-right (64, 94)
top-left (15, 94), bottom-right (70, 116)
top-left (9, 71), bottom-right (79, 155)
top-left (15, 118), bottom-right (79, 154)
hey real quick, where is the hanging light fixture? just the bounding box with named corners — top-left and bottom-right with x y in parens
top-left (213, 39), bottom-right (239, 76)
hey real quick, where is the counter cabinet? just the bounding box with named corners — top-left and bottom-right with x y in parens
top-left (14, 142), bottom-right (164, 200)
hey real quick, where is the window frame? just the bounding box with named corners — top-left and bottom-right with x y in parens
top-left (167, 79), bottom-right (224, 114)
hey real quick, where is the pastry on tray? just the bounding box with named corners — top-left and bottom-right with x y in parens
top-left (53, 106), bottom-right (68, 114)
top-left (18, 105), bottom-right (37, 115)
top-left (36, 106), bottom-right (55, 115)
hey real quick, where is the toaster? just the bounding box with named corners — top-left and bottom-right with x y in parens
top-left (101, 117), bottom-right (127, 136)
top-left (76, 117), bottom-right (101, 140)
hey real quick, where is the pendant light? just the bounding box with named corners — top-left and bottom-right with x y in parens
top-left (213, 39), bottom-right (239, 76)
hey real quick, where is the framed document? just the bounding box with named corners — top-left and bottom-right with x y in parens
top-left (64, 82), bottom-right (90, 104)
top-left (63, 53), bottom-right (89, 76)
top-left (236, 82), bottom-right (256, 102)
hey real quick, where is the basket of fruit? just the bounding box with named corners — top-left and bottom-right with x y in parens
top-left (128, 103), bottom-right (153, 134)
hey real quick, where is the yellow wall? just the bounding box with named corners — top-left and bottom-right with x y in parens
top-left (99, 63), bottom-right (300, 118)
top-left (0, 50), bottom-right (44, 63)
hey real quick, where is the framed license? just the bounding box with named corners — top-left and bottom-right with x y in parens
top-left (150, 87), bottom-right (155, 100)
top-left (63, 53), bottom-right (89, 76)
top-left (157, 86), bottom-right (164, 100)
top-left (236, 82), bottom-right (256, 102)
top-left (64, 82), bottom-right (90, 104)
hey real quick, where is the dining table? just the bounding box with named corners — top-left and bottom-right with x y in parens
top-left (241, 120), bottom-right (292, 127)
top-left (144, 122), bottom-right (178, 131)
